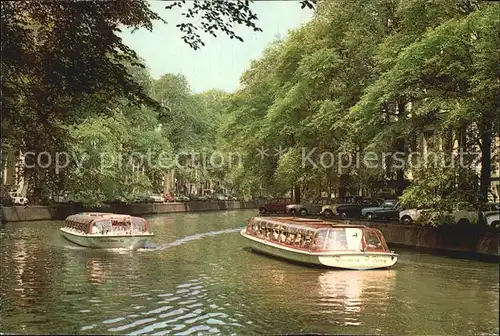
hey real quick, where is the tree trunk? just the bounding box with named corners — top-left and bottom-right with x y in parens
top-left (326, 172), bottom-right (332, 197)
top-left (163, 171), bottom-right (170, 199)
top-left (339, 174), bottom-right (346, 200)
top-left (293, 186), bottom-right (301, 203)
top-left (458, 125), bottom-right (467, 153)
top-left (395, 101), bottom-right (407, 196)
top-left (479, 124), bottom-right (492, 202)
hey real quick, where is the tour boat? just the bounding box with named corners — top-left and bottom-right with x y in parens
top-left (60, 213), bottom-right (154, 249)
top-left (240, 216), bottom-right (397, 270)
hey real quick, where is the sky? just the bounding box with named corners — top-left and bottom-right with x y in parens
top-left (120, 1), bottom-right (313, 93)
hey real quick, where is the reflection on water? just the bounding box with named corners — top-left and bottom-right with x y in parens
top-left (0, 210), bottom-right (498, 335)
top-left (81, 275), bottom-right (244, 335)
top-left (87, 259), bottom-right (106, 285)
top-left (317, 270), bottom-right (397, 318)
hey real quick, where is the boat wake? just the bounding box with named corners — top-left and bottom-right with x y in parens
top-left (139, 227), bottom-right (243, 252)
top-left (63, 244), bottom-right (88, 250)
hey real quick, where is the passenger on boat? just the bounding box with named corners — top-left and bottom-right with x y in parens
top-left (125, 219), bottom-right (133, 234)
top-left (257, 225), bottom-right (265, 237)
top-left (91, 224), bottom-right (100, 234)
top-left (294, 233), bottom-right (302, 246)
top-left (265, 228), bottom-right (271, 239)
top-left (302, 232), bottom-right (313, 248)
top-left (279, 227), bottom-right (287, 243)
top-left (364, 231), bottom-right (383, 249)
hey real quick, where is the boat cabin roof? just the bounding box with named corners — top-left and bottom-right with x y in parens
top-left (65, 212), bottom-right (148, 233)
top-left (68, 212), bottom-right (133, 223)
top-left (246, 216), bottom-right (390, 253)
top-left (251, 216), bottom-right (366, 230)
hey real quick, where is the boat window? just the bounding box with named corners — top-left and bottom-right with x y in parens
top-left (110, 219), bottom-right (130, 234)
top-left (316, 228), bottom-right (363, 251)
top-left (247, 219), bottom-right (321, 250)
top-left (311, 230), bottom-right (328, 251)
top-left (324, 229), bottom-right (348, 251)
top-left (94, 219), bottom-right (112, 234)
top-left (67, 219), bottom-right (85, 232)
top-left (131, 217), bottom-right (146, 233)
top-left (363, 229), bottom-right (385, 251)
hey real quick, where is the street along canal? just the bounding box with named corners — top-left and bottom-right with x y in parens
top-left (0, 210), bottom-right (498, 335)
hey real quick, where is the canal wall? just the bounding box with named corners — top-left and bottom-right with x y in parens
top-left (0, 201), bottom-right (263, 223)
top-left (364, 222), bottom-right (499, 259)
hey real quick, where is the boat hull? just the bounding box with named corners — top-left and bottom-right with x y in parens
top-left (60, 228), bottom-right (153, 249)
top-left (241, 229), bottom-right (397, 270)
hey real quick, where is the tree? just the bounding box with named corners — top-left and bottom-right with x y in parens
top-left (1, 0), bottom-right (316, 201)
top-left (353, 2), bottom-right (499, 207)
top-left (217, 0), bottom-right (499, 210)
top-left (165, 0), bottom-right (316, 49)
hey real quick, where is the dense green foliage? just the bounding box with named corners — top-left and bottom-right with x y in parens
top-left (0, 0), bottom-right (295, 205)
top-left (2, 0), bottom-right (498, 211)
top-left (218, 0), bottom-right (500, 208)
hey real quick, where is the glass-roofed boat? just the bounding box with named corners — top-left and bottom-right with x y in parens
top-left (60, 212), bottom-right (154, 249)
top-left (240, 216), bottom-right (397, 270)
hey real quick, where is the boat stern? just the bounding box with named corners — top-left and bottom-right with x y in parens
top-left (318, 253), bottom-right (398, 270)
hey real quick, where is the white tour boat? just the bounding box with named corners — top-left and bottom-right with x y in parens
top-left (60, 212), bottom-right (154, 249)
top-left (240, 216), bottom-right (398, 270)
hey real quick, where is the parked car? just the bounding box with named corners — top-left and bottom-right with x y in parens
top-left (399, 208), bottom-right (425, 225)
top-left (481, 202), bottom-right (499, 215)
top-left (174, 195), bottom-right (190, 202)
top-left (8, 192), bottom-right (28, 206)
top-left (321, 196), bottom-right (376, 217)
top-left (485, 212), bottom-right (499, 227)
top-left (150, 194), bottom-right (165, 203)
top-left (479, 202), bottom-right (499, 226)
top-left (135, 195), bottom-right (153, 203)
top-left (335, 199), bottom-right (383, 218)
top-left (259, 198), bottom-right (292, 214)
top-left (163, 193), bottom-right (175, 202)
top-left (286, 197), bottom-right (336, 217)
top-left (441, 202), bottom-right (480, 225)
top-left (401, 202), bottom-right (479, 226)
top-left (207, 193), bottom-right (227, 201)
top-left (53, 192), bottom-right (77, 204)
top-left (372, 202), bottom-right (404, 221)
top-left (361, 199), bottom-right (398, 219)
top-left (105, 198), bottom-right (128, 205)
top-left (0, 186), bottom-right (14, 206)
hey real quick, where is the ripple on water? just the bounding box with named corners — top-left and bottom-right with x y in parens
top-left (108, 317), bottom-right (158, 332)
top-left (143, 305), bottom-right (173, 315)
top-left (159, 308), bottom-right (188, 319)
top-left (103, 317), bottom-right (126, 324)
top-left (81, 277), bottom-right (244, 335)
top-left (2, 212), bottom-right (498, 336)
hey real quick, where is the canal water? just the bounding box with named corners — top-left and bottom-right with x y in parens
top-left (0, 210), bottom-right (498, 335)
